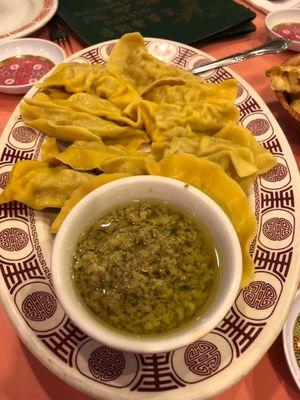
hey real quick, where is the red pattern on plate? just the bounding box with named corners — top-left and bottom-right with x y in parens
top-left (88, 346), bottom-right (125, 381)
top-left (131, 353), bottom-right (184, 391)
top-left (0, 172), bottom-right (9, 189)
top-left (262, 163), bottom-right (288, 182)
top-left (0, 227), bottom-right (29, 251)
top-left (22, 291), bottom-right (57, 321)
top-left (11, 126), bottom-right (37, 143)
top-left (246, 118), bottom-right (270, 136)
top-left (262, 217), bottom-right (293, 241)
top-left (243, 281), bottom-right (277, 309)
top-left (184, 341), bottom-right (221, 376)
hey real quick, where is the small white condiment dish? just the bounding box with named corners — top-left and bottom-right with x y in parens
top-left (265, 9), bottom-right (300, 52)
top-left (0, 38), bottom-right (65, 94)
top-left (52, 176), bottom-right (242, 354)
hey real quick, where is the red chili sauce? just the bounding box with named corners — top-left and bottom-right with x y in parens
top-left (0, 55), bottom-right (54, 86)
top-left (273, 22), bottom-right (300, 42)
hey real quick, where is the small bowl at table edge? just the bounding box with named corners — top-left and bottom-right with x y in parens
top-left (0, 38), bottom-right (65, 95)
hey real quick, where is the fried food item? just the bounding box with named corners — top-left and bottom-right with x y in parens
top-left (266, 64), bottom-right (300, 94)
top-left (266, 56), bottom-right (300, 116)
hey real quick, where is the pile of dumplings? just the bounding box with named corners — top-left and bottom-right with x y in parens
top-left (0, 32), bottom-right (277, 286)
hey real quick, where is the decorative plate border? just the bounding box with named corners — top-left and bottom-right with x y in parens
top-left (0, 38), bottom-right (300, 400)
top-left (0, 0), bottom-right (58, 42)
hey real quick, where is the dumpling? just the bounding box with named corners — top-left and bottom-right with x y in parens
top-left (150, 123), bottom-right (276, 191)
top-left (38, 63), bottom-right (107, 92)
top-left (34, 92), bottom-right (143, 128)
top-left (37, 62), bottom-right (140, 109)
top-left (54, 140), bottom-right (151, 174)
top-left (21, 99), bottom-right (148, 144)
top-left (144, 79), bottom-right (238, 105)
top-left (108, 32), bottom-right (199, 95)
top-left (0, 160), bottom-right (96, 210)
top-left (215, 123), bottom-right (276, 175)
top-left (124, 99), bottom-right (239, 142)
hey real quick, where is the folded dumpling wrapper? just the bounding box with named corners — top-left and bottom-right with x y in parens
top-left (21, 99), bottom-right (148, 147)
top-left (0, 160), bottom-right (96, 210)
top-left (33, 92), bottom-right (143, 129)
top-left (41, 138), bottom-right (62, 166)
top-left (108, 32), bottom-right (200, 95)
top-left (151, 122), bottom-right (276, 191)
top-left (54, 140), bottom-right (152, 174)
top-left (38, 62), bottom-right (140, 110)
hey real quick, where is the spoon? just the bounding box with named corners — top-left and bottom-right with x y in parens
top-left (191, 38), bottom-right (290, 75)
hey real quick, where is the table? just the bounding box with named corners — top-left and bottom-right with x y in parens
top-left (0, 1), bottom-right (299, 399)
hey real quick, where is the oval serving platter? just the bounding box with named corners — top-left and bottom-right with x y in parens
top-left (0, 38), bottom-right (300, 400)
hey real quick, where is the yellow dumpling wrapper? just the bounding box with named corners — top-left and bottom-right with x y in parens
top-left (150, 121), bottom-right (276, 191)
top-left (55, 140), bottom-right (127, 170)
top-left (41, 138), bottom-right (62, 166)
top-left (108, 32), bottom-right (199, 95)
top-left (38, 62), bottom-right (140, 110)
top-left (103, 133), bottom-right (148, 152)
top-left (215, 123), bottom-right (276, 174)
top-left (36, 92), bottom-right (143, 128)
top-left (0, 160), bottom-right (96, 210)
top-left (146, 154), bottom-right (256, 286)
top-left (156, 135), bottom-right (257, 181)
top-left (51, 173), bottom-right (130, 234)
top-left (38, 63), bottom-right (106, 92)
top-left (125, 99), bottom-right (239, 142)
top-left (144, 79), bottom-right (238, 105)
top-left (55, 140), bottom-right (150, 173)
top-left (101, 155), bottom-right (151, 175)
top-left (21, 100), bottom-right (147, 143)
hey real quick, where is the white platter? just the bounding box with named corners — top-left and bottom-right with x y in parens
top-left (0, 38), bottom-right (300, 400)
top-left (0, 0), bottom-right (58, 42)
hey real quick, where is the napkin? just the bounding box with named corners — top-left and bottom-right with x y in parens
top-left (57, 0), bottom-right (256, 46)
top-left (244, 0), bottom-right (300, 14)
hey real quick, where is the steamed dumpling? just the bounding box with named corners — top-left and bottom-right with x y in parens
top-left (108, 32), bottom-right (200, 95)
top-left (0, 160), bottom-right (96, 210)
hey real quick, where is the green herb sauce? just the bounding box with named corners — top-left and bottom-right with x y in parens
top-left (72, 200), bottom-right (219, 336)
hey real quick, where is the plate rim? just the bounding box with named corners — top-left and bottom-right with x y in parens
top-left (0, 0), bottom-right (58, 43)
top-left (1, 36), bottom-right (300, 400)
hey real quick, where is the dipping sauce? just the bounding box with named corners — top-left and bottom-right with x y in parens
top-left (72, 200), bottom-right (219, 336)
top-left (273, 22), bottom-right (300, 42)
top-left (0, 55), bottom-right (54, 86)
top-left (293, 312), bottom-right (300, 368)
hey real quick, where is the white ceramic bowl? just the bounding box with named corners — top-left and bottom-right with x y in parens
top-left (265, 9), bottom-right (300, 52)
top-left (52, 176), bottom-right (242, 354)
top-left (0, 38), bottom-right (65, 94)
